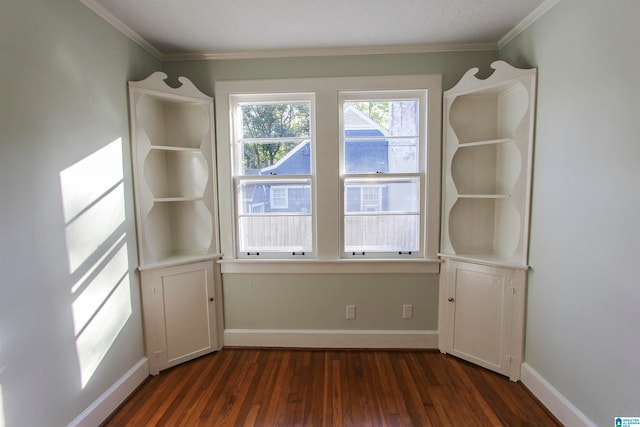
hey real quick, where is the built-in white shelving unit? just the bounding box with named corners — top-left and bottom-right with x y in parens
top-left (128, 72), bottom-right (222, 374)
top-left (438, 61), bottom-right (536, 381)
top-left (440, 60), bottom-right (536, 268)
top-left (129, 73), bottom-right (220, 268)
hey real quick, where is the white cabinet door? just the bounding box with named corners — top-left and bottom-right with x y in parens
top-left (141, 260), bottom-right (220, 374)
top-left (439, 259), bottom-right (526, 380)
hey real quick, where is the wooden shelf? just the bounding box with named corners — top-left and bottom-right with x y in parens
top-left (458, 138), bottom-right (512, 148)
top-left (457, 194), bottom-right (510, 199)
top-left (153, 197), bottom-right (204, 203)
top-left (150, 145), bottom-right (202, 153)
top-left (138, 253), bottom-right (223, 271)
top-left (438, 252), bottom-right (529, 270)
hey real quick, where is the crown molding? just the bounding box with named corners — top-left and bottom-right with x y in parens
top-left (498, 0), bottom-right (561, 48)
top-left (79, 0), bottom-right (558, 62)
top-left (162, 43), bottom-right (498, 61)
top-left (79, 0), bottom-right (163, 60)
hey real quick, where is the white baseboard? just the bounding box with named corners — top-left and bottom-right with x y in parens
top-left (224, 329), bottom-right (439, 349)
top-left (68, 358), bottom-right (149, 427)
top-left (520, 362), bottom-right (597, 427)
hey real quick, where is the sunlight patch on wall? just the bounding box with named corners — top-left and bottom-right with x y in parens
top-left (75, 273), bottom-right (132, 388)
top-left (71, 237), bottom-right (128, 335)
top-left (64, 183), bottom-right (126, 273)
top-left (60, 138), bottom-right (133, 388)
top-left (60, 138), bottom-right (126, 273)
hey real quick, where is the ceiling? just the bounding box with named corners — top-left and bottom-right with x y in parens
top-left (81, 0), bottom-right (555, 59)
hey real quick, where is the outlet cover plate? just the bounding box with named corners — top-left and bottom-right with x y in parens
top-left (346, 304), bottom-right (356, 320)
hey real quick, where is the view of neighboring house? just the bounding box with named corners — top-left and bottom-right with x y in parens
top-left (239, 103), bottom-right (421, 253)
top-left (243, 106), bottom-right (396, 215)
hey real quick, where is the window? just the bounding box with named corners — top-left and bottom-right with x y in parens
top-left (340, 93), bottom-right (425, 257)
top-left (360, 185), bottom-right (382, 212)
top-left (230, 94), bottom-right (314, 257)
top-left (216, 76), bottom-right (441, 270)
top-left (269, 186), bottom-right (289, 209)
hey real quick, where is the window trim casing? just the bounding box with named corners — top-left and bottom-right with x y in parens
top-left (215, 75), bottom-right (442, 272)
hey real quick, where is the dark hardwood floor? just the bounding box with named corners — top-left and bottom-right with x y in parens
top-left (103, 348), bottom-right (561, 426)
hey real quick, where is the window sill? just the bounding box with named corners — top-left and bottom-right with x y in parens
top-left (218, 258), bottom-right (441, 274)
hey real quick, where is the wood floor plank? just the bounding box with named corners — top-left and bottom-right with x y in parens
top-left (395, 356), bottom-right (434, 427)
top-left (321, 351), bottom-right (333, 427)
top-left (180, 349), bottom-right (236, 426)
top-left (164, 351), bottom-right (223, 425)
top-left (302, 351), bottom-right (325, 426)
top-left (102, 349), bottom-right (562, 427)
top-left (447, 356), bottom-right (504, 427)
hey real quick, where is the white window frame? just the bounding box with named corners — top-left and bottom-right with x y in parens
top-left (339, 90), bottom-right (426, 259)
top-left (215, 76), bottom-right (441, 273)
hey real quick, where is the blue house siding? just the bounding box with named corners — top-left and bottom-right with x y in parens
top-left (344, 129), bottom-right (388, 174)
top-left (249, 119), bottom-right (389, 214)
top-left (261, 141), bottom-right (311, 176)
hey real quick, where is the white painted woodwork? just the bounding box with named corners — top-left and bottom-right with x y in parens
top-left (439, 61), bottom-right (535, 381)
top-left (68, 358), bottom-right (149, 427)
top-left (128, 72), bottom-right (223, 374)
top-left (439, 259), bottom-right (526, 381)
top-left (128, 71), bottom-right (219, 268)
top-left (520, 363), bottom-right (598, 427)
top-left (440, 60), bottom-right (536, 267)
top-left (141, 261), bottom-right (220, 375)
top-left (223, 329), bottom-right (439, 349)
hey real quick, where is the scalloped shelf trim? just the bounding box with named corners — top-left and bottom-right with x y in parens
top-left (445, 61), bottom-right (536, 97)
top-left (129, 71), bottom-right (211, 101)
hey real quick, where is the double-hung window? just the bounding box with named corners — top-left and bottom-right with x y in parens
top-left (340, 91), bottom-right (426, 258)
top-left (217, 75), bottom-right (441, 270)
top-left (230, 93), bottom-right (315, 257)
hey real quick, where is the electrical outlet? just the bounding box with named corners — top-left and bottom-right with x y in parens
top-left (403, 304), bottom-right (413, 319)
top-left (346, 304), bottom-right (356, 320)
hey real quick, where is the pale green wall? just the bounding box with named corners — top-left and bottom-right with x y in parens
top-left (501, 1), bottom-right (640, 425)
top-left (164, 51), bottom-right (498, 332)
top-left (224, 274), bottom-right (439, 330)
top-left (0, 0), bottom-right (159, 425)
top-left (163, 50), bottom-right (498, 95)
